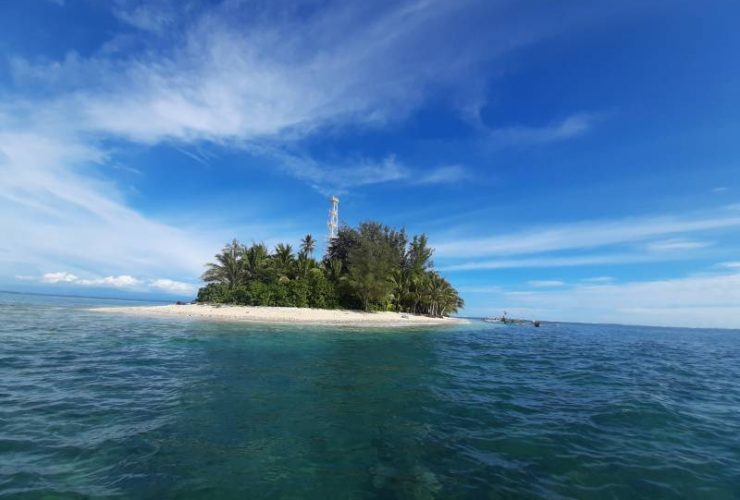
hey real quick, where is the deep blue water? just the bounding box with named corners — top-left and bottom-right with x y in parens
top-left (1, 292), bottom-right (739, 498)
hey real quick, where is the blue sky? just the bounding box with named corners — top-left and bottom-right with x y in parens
top-left (1, 0), bottom-right (740, 327)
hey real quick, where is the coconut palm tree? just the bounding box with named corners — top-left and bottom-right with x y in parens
top-left (437, 276), bottom-right (463, 316)
top-left (201, 239), bottom-right (246, 287)
top-left (300, 234), bottom-right (316, 258)
top-left (324, 258), bottom-right (343, 282)
top-left (273, 243), bottom-right (294, 277)
top-left (390, 268), bottom-right (413, 312)
top-left (296, 253), bottom-right (316, 278)
top-left (246, 243), bottom-right (270, 280)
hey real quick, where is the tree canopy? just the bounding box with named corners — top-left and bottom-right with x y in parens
top-left (197, 221), bottom-right (463, 316)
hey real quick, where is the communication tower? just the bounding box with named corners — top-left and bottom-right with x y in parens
top-left (327, 196), bottom-right (339, 241)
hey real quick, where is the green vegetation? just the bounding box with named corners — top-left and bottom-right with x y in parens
top-left (197, 221), bottom-right (463, 316)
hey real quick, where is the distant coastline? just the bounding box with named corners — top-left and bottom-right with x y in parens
top-left (93, 303), bottom-right (469, 328)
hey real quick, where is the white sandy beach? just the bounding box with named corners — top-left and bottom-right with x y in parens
top-left (93, 303), bottom-right (469, 328)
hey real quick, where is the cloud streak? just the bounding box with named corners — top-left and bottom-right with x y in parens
top-left (435, 211), bottom-right (740, 260)
top-left (0, 132), bottom-right (217, 281)
top-left (528, 280), bottom-right (565, 287)
top-left (4, 0), bottom-right (628, 192)
top-left (441, 252), bottom-right (674, 272)
top-left (488, 113), bottom-right (597, 146)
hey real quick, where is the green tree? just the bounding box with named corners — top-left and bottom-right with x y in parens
top-left (197, 221), bottom-right (463, 316)
top-left (245, 243), bottom-right (270, 281)
top-left (325, 225), bottom-right (360, 270)
top-left (300, 234), bottom-right (316, 258)
top-left (273, 243), bottom-right (295, 277)
top-left (201, 239), bottom-right (246, 287)
top-left (346, 222), bottom-right (402, 310)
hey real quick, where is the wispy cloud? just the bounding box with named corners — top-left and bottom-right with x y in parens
top-left (4, 1), bottom-right (626, 190)
top-left (112, 0), bottom-right (178, 34)
top-left (581, 276), bottom-right (614, 284)
top-left (0, 132), bottom-right (223, 283)
top-left (247, 147), bottom-right (466, 193)
top-left (437, 209), bottom-right (737, 272)
top-left (441, 252), bottom-right (673, 272)
top-left (488, 113), bottom-right (597, 146)
top-left (528, 280), bottom-right (565, 287)
top-left (435, 210), bottom-right (740, 260)
top-left (415, 165), bottom-right (468, 185)
top-left (458, 285), bottom-right (503, 294)
top-left (645, 238), bottom-right (712, 252)
top-left (9, 1), bottom-right (498, 143)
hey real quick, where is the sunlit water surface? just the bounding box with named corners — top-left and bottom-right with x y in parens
top-left (1, 292), bottom-right (739, 498)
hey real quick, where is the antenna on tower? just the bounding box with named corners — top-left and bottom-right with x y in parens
top-left (327, 195), bottom-right (339, 241)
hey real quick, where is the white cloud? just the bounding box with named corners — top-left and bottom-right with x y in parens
top-left (42, 272), bottom-right (79, 283)
top-left (77, 275), bottom-right (140, 287)
top-left (34, 272), bottom-right (195, 294)
top-left (149, 278), bottom-right (197, 294)
top-left (41, 272), bottom-right (139, 288)
top-left (719, 262), bottom-right (740, 269)
top-left (528, 280), bottom-right (565, 287)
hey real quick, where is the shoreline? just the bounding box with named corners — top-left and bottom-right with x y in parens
top-left (92, 303), bottom-right (469, 328)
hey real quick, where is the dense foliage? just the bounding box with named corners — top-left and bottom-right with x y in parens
top-left (197, 221), bottom-right (463, 316)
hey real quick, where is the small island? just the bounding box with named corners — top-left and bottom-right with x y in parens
top-left (97, 221), bottom-right (467, 327)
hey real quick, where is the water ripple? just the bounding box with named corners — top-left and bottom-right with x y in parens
top-left (2, 294), bottom-right (740, 498)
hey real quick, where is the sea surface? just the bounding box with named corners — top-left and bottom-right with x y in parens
top-left (1, 292), bottom-right (739, 499)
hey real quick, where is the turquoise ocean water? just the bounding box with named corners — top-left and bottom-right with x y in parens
top-left (1, 292), bottom-right (739, 498)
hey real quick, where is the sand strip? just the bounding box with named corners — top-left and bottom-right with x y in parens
top-left (92, 303), bottom-right (469, 328)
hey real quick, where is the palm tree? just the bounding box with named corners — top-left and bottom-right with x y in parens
top-left (296, 253), bottom-right (316, 278)
top-left (246, 243), bottom-right (269, 280)
top-left (300, 234), bottom-right (316, 258)
top-left (324, 258), bottom-right (343, 282)
top-left (273, 243), bottom-right (294, 277)
top-left (420, 273), bottom-right (462, 317)
top-left (438, 276), bottom-right (463, 316)
top-left (390, 268), bottom-right (413, 312)
top-left (201, 239), bottom-right (246, 287)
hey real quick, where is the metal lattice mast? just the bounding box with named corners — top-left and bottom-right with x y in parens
top-left (327, 196), bottom-right (339, 241)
